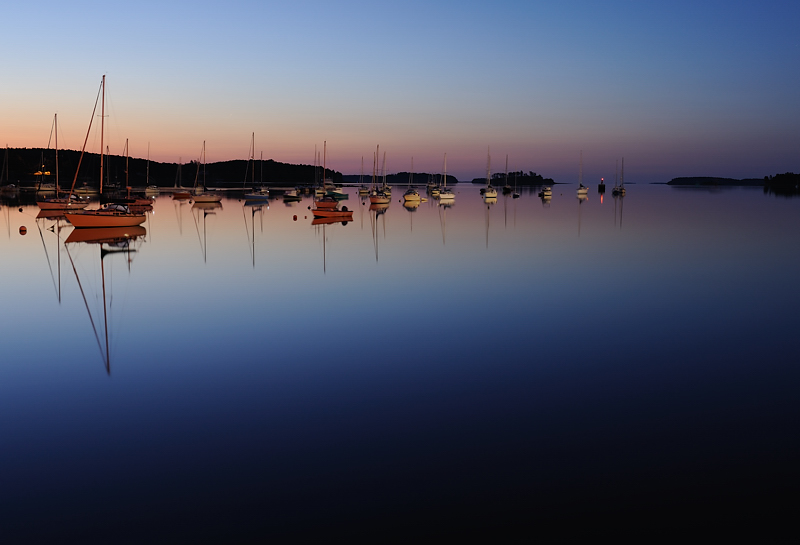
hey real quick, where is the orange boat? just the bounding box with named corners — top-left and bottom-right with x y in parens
top-left (311, 205), bottom-right (353, 219)
top-left (314, 197), bottom-right (339, 209)
top-left (65, 204), bottom-right (146, 228)
top-left (62, 76), bottom-right (147, 229)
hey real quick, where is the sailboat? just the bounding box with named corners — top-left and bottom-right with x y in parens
top-left (577, 150), bottom-right (588, 196)
top-left (192, 141), bottom-right (222, 203)
top-left (37, 114), bottom-right (89, 211)
top-left (110, 139), bottom-right (154, 207)
top-left (357, 157), bottom-right (369, 196)
top-left (612, 158), bottom-right (626, 196)
top-left (142, 143), bottom-right (157, 195)
top-left (482, 147), bottom-right (498, 198)
top-left (369, 146), bottom-right (391, 204)
top-left (243, 134), bottom-right (270, 201)
top-left (0, 145), bottom-right (16, 196)
top-left (502, 155), bottom-right (512, 194)
top-left (438, 153), bottom-right (454, 201)
top-left (173, 157), bottom-right (192, 199)
top-left (65, 76), bottom-right (147, 228)
top-left (320, 141), bottom-right (346, 199)
top-left (403, 157), bottom-right (421, 202)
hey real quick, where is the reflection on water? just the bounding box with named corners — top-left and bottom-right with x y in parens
top-left (1, 184), bottom-right (799, 539)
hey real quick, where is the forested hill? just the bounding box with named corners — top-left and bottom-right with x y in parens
top-left (0, 147), bottom-right (340, 188)
top-left (471, 171), bottom-right (554, 186)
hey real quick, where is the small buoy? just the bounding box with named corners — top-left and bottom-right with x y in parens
top-left (19, 226), bottom-right (27, 235)
top-left (293, 215), bottom-right (297, 221)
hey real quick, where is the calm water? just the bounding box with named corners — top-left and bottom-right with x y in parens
top-left (1, 184), bottom-right (798, 539)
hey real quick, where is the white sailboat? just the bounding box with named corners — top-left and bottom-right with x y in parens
top-left (243, 134), bottom-right (269, 201)
top-left (37, 114), bottom-right (90, 211)
top-left (192, 141), bottom-right (222, 203)
top-left (577, 150), bottom-right (588, 196)
top-left (369, 146), bottom-right (391, 204)
top-left (482, 147), bottom-right (498, 198)
top-left (438, 153), bottom-right (454, 201)
top-left (403, 157), bottom-right (421, 202)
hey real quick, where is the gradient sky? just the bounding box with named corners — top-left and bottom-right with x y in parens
top-left (1, 1), bottom-right (798, 182)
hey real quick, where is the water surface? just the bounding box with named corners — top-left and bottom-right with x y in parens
top-left (1, 184), bottom-right (798, 539)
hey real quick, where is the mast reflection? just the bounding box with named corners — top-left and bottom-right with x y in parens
top-left (65, 226), bottom-right (146, 374)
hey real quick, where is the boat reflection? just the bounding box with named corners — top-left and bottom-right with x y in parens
top-left (312, 216), bottom-right (350, 273)
top-left (64, 225), bottom-right (146, 374)
top-left (577, 193), bottom-right (588, 236)
top-left (243, 202), bottom-right (267, 267)
top-left (192, 201), bottom-right (221, 262)
top-left (35, 212), bottom-right (69, 303)
top-left (369, 202), bottom-right (389, 261)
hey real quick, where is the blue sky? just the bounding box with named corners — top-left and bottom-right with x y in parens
top-left (1, 1), bottom-right (798, 182)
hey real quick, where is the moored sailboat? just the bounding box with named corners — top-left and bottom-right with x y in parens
top-left (577, 150), bottom-right (588, 196)
top-left (37, 114), bottom-right (90, 211)
top-left (65, 75), bottom-right (146, 228)
top-left (403, 158), bottom-right (421, 202)
top-left (481, 147), bottom-right (498, 198)
top-left (192, 141), bottom-right (222, 203)
top-left (438, 153), bottom-right (454, 201)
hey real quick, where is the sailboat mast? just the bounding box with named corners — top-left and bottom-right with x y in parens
top-left (55, 114), bottom-right (59, 193)
top-left (579, 150), bottom-right (583, 186)
top-left (146, 142), bottom-right (150, 187)
top-left (100, 75), bottom-right (105, 194)
top-left (125, 139), bottom-right (129, 188)
top-left (67, 78), bottom-right (102, 199)
top-left (486, 146), bottom-right (491, 185)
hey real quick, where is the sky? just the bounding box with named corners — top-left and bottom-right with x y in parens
top-left (1, 1), bottom-right (798, 183)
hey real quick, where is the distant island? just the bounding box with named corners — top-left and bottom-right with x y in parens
top-left (666, 176), bottom-right (763, 186)
top-left (667, 173), bottom-right (799, 197)
top-left (470, 170), bottom-right (554, 186)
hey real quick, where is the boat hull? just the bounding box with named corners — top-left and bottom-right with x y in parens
top-left (193, 193), bottom-right (222, 203)
top-left (311, 208), bottom-right (353, 219)
top-left (65, 211), bottom-right (147, 228)
top-left (37, 200), bottom-right (90, 210)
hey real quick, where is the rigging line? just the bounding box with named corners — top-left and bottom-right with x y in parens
top-left (35, 220), bottom-right (59, 300)
top-left (47, 115), bottom-right (55, 150)
top-left (65, 244), bottom-right (107, 366)
top-left (241, 203), bottom-right (254, 260)
top-left (191, 207), bottom-right (205, 259)
top-left (68, 78), bottom-right (102, 198)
